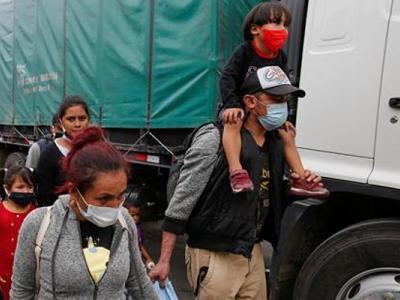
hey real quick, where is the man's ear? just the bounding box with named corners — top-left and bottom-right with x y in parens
top-left (243, 94), bottom-right (257, 110)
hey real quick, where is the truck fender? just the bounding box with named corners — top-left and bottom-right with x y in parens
top-left (269, 198), bottom-right (330, 300)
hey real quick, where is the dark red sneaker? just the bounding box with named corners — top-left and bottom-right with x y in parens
top-left (230, 169), bottom-right (254, 193)
top-left (289, 178), bottom-right (330, 198)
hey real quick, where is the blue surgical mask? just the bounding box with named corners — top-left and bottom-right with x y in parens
top-left (255, 100), bottom-right (288, 131)
top-left (76, 189), bottom-right (124, 227)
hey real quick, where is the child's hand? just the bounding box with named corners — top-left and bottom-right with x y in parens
top-left (283, 121), bottom-right (296, 137)
top-left (222, 108), bottom-right (245, 125)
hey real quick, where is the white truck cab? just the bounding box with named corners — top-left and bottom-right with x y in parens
top-left (271, 1), bottom-right (400, 299)
top-left (297, 0), bottom-right (400, 189)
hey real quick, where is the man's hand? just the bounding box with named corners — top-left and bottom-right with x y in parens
top-left (148, 261), bottom-right (170, 287)
top-left (148, 231), bottom-right (177, 286)
top-left (290, 169), bottom-right (324, 186)
top-left (222, 108), bottom-right (245, 125)
top-left (0, 275), bottom-right (6, 283)
top-left (289, 169), bottom-right (330, 198)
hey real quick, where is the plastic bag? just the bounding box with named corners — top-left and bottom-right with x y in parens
top-left (152, 280), bottom-right (179, 300)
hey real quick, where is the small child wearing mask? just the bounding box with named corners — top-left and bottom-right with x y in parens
top-left (219, 1), bottom-right (329, 198)
top-left (0, 166), bottom-right (36, 300)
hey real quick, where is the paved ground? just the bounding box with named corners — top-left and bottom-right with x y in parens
top-left (142, 221), bottom-right (273, 300)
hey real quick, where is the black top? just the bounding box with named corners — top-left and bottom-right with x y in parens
top-left (219, 41), bottom-right (287, 111)
top-left (182, 129), bottom-right (285, 258)
top-left (80, 221), bottom-right (115, 250)
top-left (256, 147), bottom-right (270, 240)
top-left (37, 134), bottom-right (54, 154)
top-left (36, 142), bottom-right (66, 207)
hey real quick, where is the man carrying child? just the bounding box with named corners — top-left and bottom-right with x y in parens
top-left (150, 66), bottom-right (326, 299)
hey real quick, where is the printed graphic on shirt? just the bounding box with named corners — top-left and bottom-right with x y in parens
top-left (83, 236), bottom-right (110, 284)
top-left (259, 169), bottom-right (271, 206)
top-left (256, 152), bottom-right (270, 238)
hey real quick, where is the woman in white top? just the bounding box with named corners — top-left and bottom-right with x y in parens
top-left (36, 96), bottom-right (90, 206)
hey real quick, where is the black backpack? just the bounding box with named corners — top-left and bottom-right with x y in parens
top-left (166, 122), bottom-right (219, 203)
top-left (37, 135), bottom-right (53, 154)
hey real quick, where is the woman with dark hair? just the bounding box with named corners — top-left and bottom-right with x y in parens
top-left (36, 95), bottom-right (90, 206)
top-left (11, 126), bottom-right (156, 299)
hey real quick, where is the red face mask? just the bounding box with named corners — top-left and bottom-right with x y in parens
top-left (261, 29), bottom-right (288, 53)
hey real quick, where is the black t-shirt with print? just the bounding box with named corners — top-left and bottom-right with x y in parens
top-left (79, 221), bottom-right (115, 283)
top-left (79, 221), bottom-right (114, 250)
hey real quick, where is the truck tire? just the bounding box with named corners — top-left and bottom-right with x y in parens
top-left (293, 219), bottom-right (400, 300)
top-left (4, 152), bottom-right (26, 168)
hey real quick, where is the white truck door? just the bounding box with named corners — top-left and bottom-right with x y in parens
top-left (368, 2), bottom-right (400, 189)
top-left (296, 0), bottom-right (393, 183)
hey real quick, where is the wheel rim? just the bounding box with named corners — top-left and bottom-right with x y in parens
top-left (336, 268), bottom-right (400, 300)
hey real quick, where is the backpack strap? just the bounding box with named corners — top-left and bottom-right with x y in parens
top-left (34, 206), bottom-right (52, 296)
top-left (173, 122), bottom-right (218, 157)
top-left (183, 122), bottom-right (217, 151)
top-left (118, 214), bottom-right (128, 229)
top-left (37, 137), bottom-right (51, 154)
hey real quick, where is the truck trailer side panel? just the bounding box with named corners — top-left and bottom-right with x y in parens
top-left (0, 0), bottom-right (261, 130)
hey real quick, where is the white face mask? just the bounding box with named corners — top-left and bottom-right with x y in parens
top-left (76, 189), bottom-right (123, 228)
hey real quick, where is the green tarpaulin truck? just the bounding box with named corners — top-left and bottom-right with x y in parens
top-left (0, 0), bottom-right (260, 213)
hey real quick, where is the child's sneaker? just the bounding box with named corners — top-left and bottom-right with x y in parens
top-left (230, 169), bottom-right (254, 193)
top-left (289, 178), bottom-right (330, 198)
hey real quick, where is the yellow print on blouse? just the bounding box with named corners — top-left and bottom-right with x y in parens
top-left (83, 236), bottom-right (110, 283)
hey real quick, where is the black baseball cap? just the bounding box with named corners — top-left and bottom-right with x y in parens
top-left (240, 66), bottom-right (306, 98)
